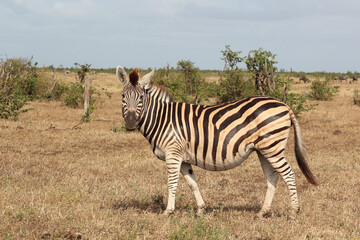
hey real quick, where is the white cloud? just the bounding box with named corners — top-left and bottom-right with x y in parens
top-left (1, 0), bottom-right (360, 71)
top-left (51, 0), bottom-right (103, 19)
top-left (1, 0), bottom-right (104, 22)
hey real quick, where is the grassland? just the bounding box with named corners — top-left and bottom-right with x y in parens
top-left (0, 72), bottom-right (359, 239)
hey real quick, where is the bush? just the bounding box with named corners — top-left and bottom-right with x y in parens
top-left (285, 92), bottom-right (315, 118)
top-left (218, 45), bottom-right (256, 103)
top-left (0, 58), bottom-right (37, 119)
top-left (152, 66), bottom-right (187, 102)
top-left (46, 81), bottom-right (68, 100)
top-left (0, 90), bottom-right (29, 120)
top-left (218, 68), bottom-right (256, 103)
top-left (62, 82), bottom-right (84, 108)
top-left (309, 77), bottom-right (339, 101)
top-left (152, 62), bottom-right (218, 104)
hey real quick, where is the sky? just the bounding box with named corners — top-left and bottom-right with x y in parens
top-left (1, 0), bottom-right (359, 72)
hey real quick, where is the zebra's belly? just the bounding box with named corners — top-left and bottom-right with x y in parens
top-left (153, 142), bottom-right (254, 171)
top-left (153, 147), bottom-right (166, 161)
top-left (184, 143), bottom-right (254, 171)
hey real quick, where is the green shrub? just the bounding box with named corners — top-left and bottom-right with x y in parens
top-left (0, 90), bottom-right (30, 120)
top-left (0, 58), bottom-right (37, 120)
top-left (152, 62), bottom-right (217, 104)
top-left (48, 81), bottom-right (68, 100)
top-left (154, 71), bottom-right (191, 103)
top-left (81, 104), bottom-right (96, 122)
top-left (218, 69), bottom-right (256, 103)
top-left (286, 93), bottom-right (316, 118)
top-left (62, 82), bottom-right (84, 108)
top-left (218, 45), bottom-right (256, 103)
top-left (309, 78), bottom-right (339, 101)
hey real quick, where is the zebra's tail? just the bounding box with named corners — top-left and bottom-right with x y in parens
top-left (290, 110), bottom-right (318, 185)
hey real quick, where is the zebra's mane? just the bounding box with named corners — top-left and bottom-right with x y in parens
top-left (129, 68), bottom-right (139, 86)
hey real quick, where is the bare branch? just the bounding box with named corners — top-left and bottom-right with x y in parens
top-left (283, 68), bottom-right (292, 102)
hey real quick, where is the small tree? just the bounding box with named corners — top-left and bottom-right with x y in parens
top-left (74, 62), bottom-right (91, 85)
top-left (221, 45), bottom-right (244, 71)
top-left (177, 60), bottom-right (203, 97)
top-left (218, 45), bottom-right (255, 103)
top-left (244, 48), bottom-right (315, 117)
top-left (245, 48), bottom-right (278, 96)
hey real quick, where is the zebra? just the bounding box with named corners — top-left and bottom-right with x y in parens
top-left (116, 66), bottom-right (317, 220)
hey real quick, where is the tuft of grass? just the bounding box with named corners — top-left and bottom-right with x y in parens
top-left (170, 218), bottom-right (227, 240)
top-left (111, 124), bottom-right (127, 133)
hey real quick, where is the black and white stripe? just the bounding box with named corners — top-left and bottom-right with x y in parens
top-left (117, 66), bottom-right (317, 220)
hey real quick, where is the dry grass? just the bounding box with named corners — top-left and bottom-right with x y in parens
top-left (1, 73), bottom-right (360, 239)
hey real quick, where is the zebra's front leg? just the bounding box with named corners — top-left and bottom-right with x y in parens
top-left (180, 163), bottom-right (205, 217)
top-left (163, 154), bottom-right (182, 216)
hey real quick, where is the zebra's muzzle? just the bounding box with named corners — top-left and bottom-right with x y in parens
top-left (124, 111), bottom-right (137, 131)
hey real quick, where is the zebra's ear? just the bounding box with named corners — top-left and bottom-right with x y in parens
top-left (116, 66), bottom-right (128, 84)
top-left (139, 69), bottom-right (154, 90)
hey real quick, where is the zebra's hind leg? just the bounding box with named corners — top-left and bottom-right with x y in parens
top-left (180, 163), bottom-right (205, 217)
top-left (269, 155), bottom-right (300, 220)
top-left (256, 152), bottom-right (279, 219)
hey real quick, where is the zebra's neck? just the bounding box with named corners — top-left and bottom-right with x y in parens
top-left (146, 85), bottom-right (172, 103)
top-left (138, 85), bottom-right (172, 137)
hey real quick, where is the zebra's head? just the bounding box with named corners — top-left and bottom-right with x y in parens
top-left (117, 66), bottom-right (154, 131)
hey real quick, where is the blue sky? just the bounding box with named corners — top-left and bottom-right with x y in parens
top-left (1, 0), bottom-right (359, 72)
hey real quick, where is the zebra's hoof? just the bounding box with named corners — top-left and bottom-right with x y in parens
top-left (287, 213), bottom-right (298, 222)
top-left (287, 207), bottom-right (299, 221)
top-left (287, 216), bottom-right (297, 222)
top-left (163, 209), bottom-right (174, 216)
top-left (255, 210), bottom-right (272, 219)
top-left (195, 208), bottom-right (204, 218)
